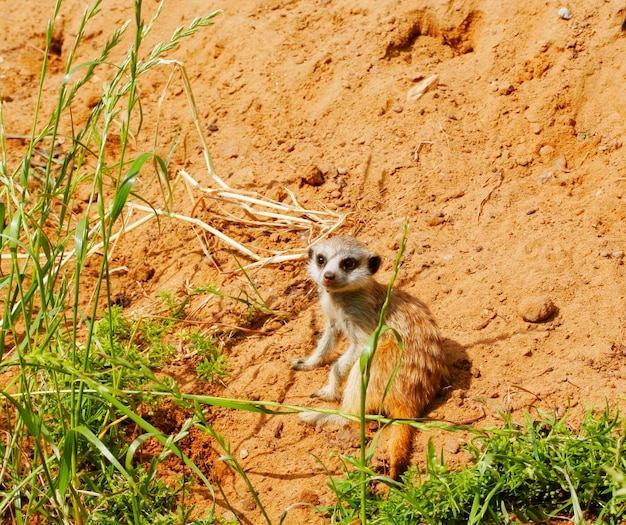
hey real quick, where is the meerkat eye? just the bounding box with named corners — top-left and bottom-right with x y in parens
top-left (340, 257), bottom-right (358, 271)
top-left (316, 254), bottom-right (326, 266)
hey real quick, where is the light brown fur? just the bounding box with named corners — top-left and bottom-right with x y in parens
top-left (292, 236), bottom-right (447, 479)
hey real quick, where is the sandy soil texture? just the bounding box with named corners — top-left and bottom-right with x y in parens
top-left (1, 0), bottom-right (625, 523)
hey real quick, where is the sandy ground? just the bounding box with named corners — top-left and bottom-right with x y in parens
top-left (1, 0), bottom-right (626, 523)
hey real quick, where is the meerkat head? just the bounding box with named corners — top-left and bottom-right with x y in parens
top-left (307, 236), bottom-right (381, 293)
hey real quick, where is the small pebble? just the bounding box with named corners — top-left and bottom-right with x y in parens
top-left (392, 104), bottom-right (404, 113)
top-left (519, 295), bottom-right (556, 323)
top-left (553, 156), bottom-right (568, 171)
top-left (337, 167), bottom-right (347, 175)
top-left (444, 438), bottom-right (460, 454)
top-left (426, 215), bottom-right (446, 226)
top-left (613, 251), bottom-right (624, 259)
top-left (406, 74), bottom-right (439, 102)
top-left (526, 208), bottom-right (537, 215)
top-left (558, 7), bottom-right (572, 20)
top-left (240, 449), bottom-right (249, 459)
top-left (539, 145), bottom-right (555, 159)
top-left (536, 171), bottom-right (554, 185)
top-left (300, 165), bottom-right (325, 186)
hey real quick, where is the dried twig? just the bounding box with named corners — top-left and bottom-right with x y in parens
top-left (413, 141), bottom-right (434, 162)
top-left (477, 171), bottom-right (503, 223)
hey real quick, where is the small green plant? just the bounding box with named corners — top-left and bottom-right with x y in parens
top-left (187, 329), bottom-right (230, 384)
top-left (93, 303), bottom-right (178, 375)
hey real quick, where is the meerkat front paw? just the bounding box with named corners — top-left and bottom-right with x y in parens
top-left (311, 385), bottom-right (340, 401)
top-left (299, 411), bottom-right (323, 426)
top-left (290, 357), bottom-right (317, 370)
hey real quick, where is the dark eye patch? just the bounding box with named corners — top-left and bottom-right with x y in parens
top-left (316, 254), bottom-right (326, 266)
top-left (340, 257), bottom-right (358, 271)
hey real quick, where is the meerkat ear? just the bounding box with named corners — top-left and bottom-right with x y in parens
top-left (368, 255), bottom-right (381, 274)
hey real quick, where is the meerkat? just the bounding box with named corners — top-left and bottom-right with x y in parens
top-left (291, 235), bottom-right (447, 479)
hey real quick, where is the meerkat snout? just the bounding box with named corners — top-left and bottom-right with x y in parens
top-left (292, 235), bottom-right (447, 479)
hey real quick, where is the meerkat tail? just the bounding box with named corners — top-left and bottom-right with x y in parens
top-left (299, 411), bottom-right (349, 428)
top-left (388, 423), bottom-right (414, 480)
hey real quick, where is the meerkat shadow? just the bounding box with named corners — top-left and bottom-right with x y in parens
top-left (426, 336), bottom-right (473, 413)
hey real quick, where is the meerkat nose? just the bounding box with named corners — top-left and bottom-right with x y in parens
top-left (323, 271), bottom-right (336, 283)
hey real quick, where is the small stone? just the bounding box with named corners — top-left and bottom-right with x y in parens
top-left (297, 489), bottom-right (320, 506)
top-left (529, 122), bottom-right (543, 134)
top-left (426, 215), bottom-right (445, 226)
top-left (208, 122), bottom-right (219, 132)
top-left (613, 251), bottom-right (625, 259)
top-left (539, 145), bottom-right (555, 160)
top-left (519, 295), bottom-right (556, 323)
top-left (499, 82), bottom-right (514, 95)
top-left (406, 74), bottom-right (439, 102)
top-left (553, 156), bottom-right (568, 171)
top-left (526, 208), bottom-right (537, 215)
top-left (470, 366), bottom-right (481, 378)
top-left (301, 165), bottom-right (325, 187)
top-left (475, 245), bottom-right (484, 252)
top-left (392, 104), bottom-right (404, 113)
top-left (536, 171), bottom-right (554, 185)
top-left (337, 167), bottom-right (348, 175)
top-left (558, 7), bottom-right (572, 20)
top-left (444, 438), bottom-right (460, 454)
top-left (516, 157), bottom-right (531, 167)
top-left (240, 449), bottom-right (249, 459)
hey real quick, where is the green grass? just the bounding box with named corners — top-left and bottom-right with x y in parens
top-left (188, 329), bottom-right (230, 384)
top-left (0, 1), bottom-right (231, 523)
top-left (2, 1), bottom-right (626, 524)
top-left (322, 407), bottom-right (626, 524)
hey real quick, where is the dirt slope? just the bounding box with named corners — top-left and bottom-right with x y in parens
top-left (1, 0), bottom-right (625, 523)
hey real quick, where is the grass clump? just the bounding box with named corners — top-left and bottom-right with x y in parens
top-left (0, 1), bottom-right (233, 523)
top-left (326, 407), bottom-right (626, 524)
top-left (187, 329), bottom-right (230, 384)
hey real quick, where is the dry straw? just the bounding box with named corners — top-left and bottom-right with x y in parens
top-left (122, 59), bottom-right (345, 269)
